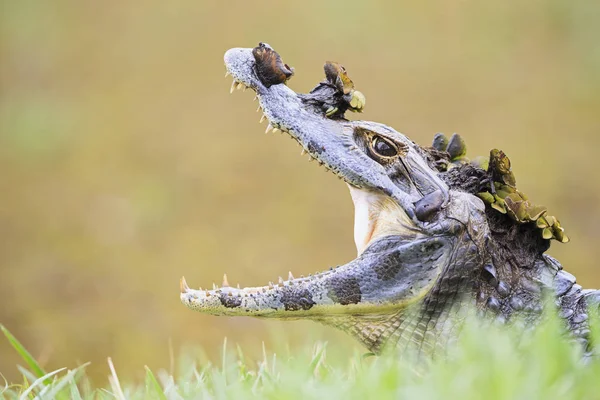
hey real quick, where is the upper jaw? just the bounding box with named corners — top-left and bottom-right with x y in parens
top-left (225, 48), bottom-right (390, 195)
top-left (224, 46), bottom-right (450, 225)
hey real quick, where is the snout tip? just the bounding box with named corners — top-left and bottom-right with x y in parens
top-left (224, 47), bottom-right (251, 67)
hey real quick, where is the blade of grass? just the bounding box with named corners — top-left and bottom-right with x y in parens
top-left (1, 373), bottom-right (9, 393)
top-left (1, 325), bottom-right (48, 383)
top-left (144, 366), bottom-right (167, 400)
top-left (68, 363), bottom-right (91, 400)
top-left (107, 358), bottom-right (126, 400)
top-left (221, 337), bottom-right (227, 373)
top-left (16, 366), bottom-right (39, 387)
top-left (99, 388), bottom-right (117, 399)
top-left (308, 343), bottom-right (327, 377)
top-left (68, 378), bottom-right (83, 400)
top-left (18, 367), bottom-right (65, 400)
top-left (39, 363), bottom-right (90, 400)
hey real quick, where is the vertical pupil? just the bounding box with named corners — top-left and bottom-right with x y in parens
top-left (374, 138), bottom-right (397, 157)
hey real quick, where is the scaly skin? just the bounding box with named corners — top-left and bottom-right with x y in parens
top-left (180, 43), bottom-right (599, 356)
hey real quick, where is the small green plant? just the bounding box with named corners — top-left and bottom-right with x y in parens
top-left (1, 315), bottom-right (599, 400)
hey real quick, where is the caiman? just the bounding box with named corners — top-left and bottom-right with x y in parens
top-left (179, 43), bottom-right (599, 356)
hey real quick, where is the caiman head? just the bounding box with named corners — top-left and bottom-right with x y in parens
top-left (179, 43), bottom-right (568, 355)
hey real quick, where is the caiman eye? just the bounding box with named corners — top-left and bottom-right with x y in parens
top-left (372, 136), bottom-right (398, 157)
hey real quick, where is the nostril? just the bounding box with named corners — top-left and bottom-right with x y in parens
top-left (414, 190), bottom-right (444, 221)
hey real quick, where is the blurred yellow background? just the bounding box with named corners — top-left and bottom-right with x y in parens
top-left (1, 0), bottom-right (599, 384)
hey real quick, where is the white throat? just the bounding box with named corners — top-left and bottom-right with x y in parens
top-left (347, 185), bottom-right (417, 255)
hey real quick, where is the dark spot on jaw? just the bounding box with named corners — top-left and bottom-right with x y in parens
top-left (328, 276), bottom-right (362, 305)
top-left (219, 293), bottom-right (243, 308)
top-left (281, 287), bottom-right (315, 311)
top-left (373, 253), bottom-right (403, 281)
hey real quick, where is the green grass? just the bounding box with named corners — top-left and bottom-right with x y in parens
top-left (1, 315), bottom-right (599, 400)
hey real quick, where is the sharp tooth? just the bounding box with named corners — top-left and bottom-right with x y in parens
top-left (180, 276), bottom-right (189, 293)
top-left (253, 95), bottom-right (258, 101)
top-left (265, 124), bottom-right (273, 134)
top-left (237, 283), bottom-right (240, 289)
top-left (272, 128), bottom-right (280, 134)
top-left (260, 114), bottom-right (266, 123)
top-left (225, 71), bottom-right (230, 78)
top-left (242, 85), bottom-right (247, 92)
top-left (236, 82), bottom-right (243, 91)
top-left (257, 105), bottom-right (262, 112)
top-left (222, 274), bottom-right (230, 287)
top-left (230, 81), bottom-right (237, 94)
top-left (288, 271), bottom-right (294, 280)
top-left (278, 276), bottom-right (284, 286)
top-left (213, 283), bottom-right (217, 290)
top-left (268, 281), bottom-right (274, 289)
top-left (301, 149), bottom-right (307, 156)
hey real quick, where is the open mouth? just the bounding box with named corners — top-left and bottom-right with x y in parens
top-left (222, 43), bottom-right (430, 257)
top-left (179, 43), bottom-right (453, 321)
top-left (176, 43), bottom-right (577, 356)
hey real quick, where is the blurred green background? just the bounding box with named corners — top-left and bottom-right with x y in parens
top-left (1, 0), bottom-right (599, 384)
